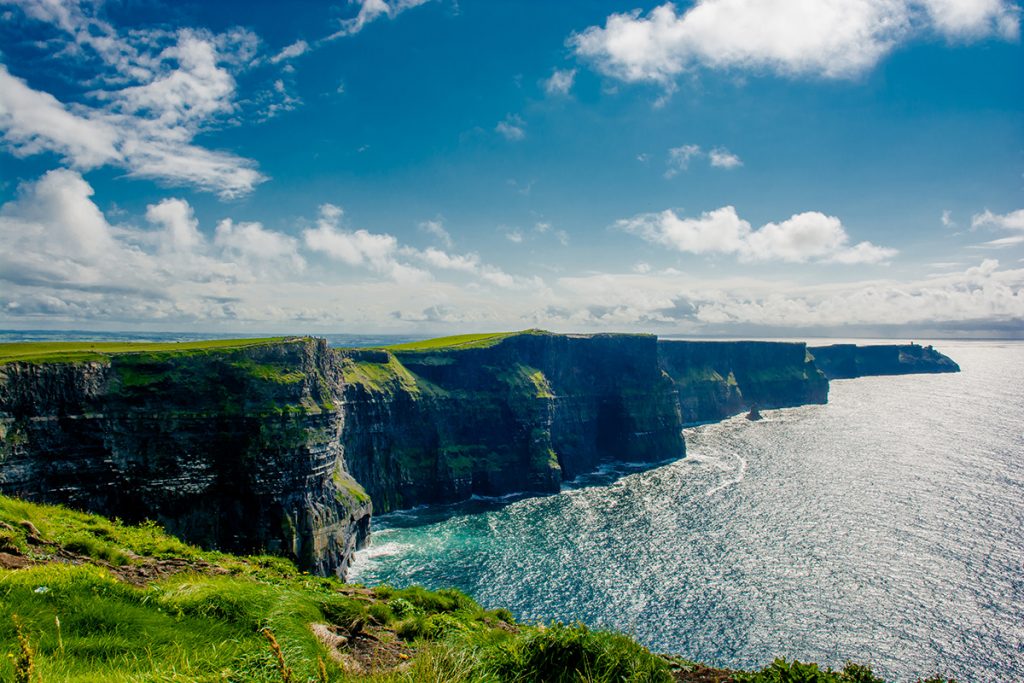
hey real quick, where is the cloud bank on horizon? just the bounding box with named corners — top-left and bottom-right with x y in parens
top-left (0, 0), bottom-right (1021, 336)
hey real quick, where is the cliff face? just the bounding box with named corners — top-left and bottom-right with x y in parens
top-left (658, 341), bottom-right (828, 424)
top-left (0, 339), bottom-right (370, 577)
top-left (809, 343), bottom-right (960, 379)
top-left (339, 333), bottom-right (684, 512)
top-left (0, 332), bottom-right (956, 577)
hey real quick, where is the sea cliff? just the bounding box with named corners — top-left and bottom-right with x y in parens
top-left (810, 342), bottom-right (961, 379)
top-left (0, 332), bottom-right (958, 577)
top-left (0, 338), bottom-right (370, 577)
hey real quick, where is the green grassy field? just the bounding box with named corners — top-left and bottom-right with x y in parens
top-left (384, 329), bottom-right (547, 352)
top-left (0, 338), bottom-right (296, 365)
top-left (0, 495), bottom-right (955, 682)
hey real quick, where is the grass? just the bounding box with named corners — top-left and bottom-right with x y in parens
top-left (0, 495), bottom-right (963, 682)
top-left (0, 338), bottom-right (297, 365)
top-left (499, 364), bottom-right (554, 399)
top-left (339, 353), bottom-right (421, 395)
top-left (384, 329), bottom-right (549, 352)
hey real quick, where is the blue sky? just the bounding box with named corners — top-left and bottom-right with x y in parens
top-left (0, 0), bottom-right (1021, 336)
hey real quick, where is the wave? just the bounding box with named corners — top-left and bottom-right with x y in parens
top-left (346, 540), bottom-right (413, 580)
top-left (704, 453), bottom-right (748, 497)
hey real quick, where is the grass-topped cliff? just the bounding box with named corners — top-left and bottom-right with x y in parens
top-left (0, 337), bottom-right (297, 366)
top-left (0, 494), bottom-right (955, 683)
top-left (0, 336), bottom-right (370, 578)
top-left (0, 331), bottom-right (959, 580)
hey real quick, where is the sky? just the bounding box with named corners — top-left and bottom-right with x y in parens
top-left (0, 0), bottom-right (1021, 338)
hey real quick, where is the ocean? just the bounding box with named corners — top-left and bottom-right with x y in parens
top-left (348, 340), bottom-right (1024, 682)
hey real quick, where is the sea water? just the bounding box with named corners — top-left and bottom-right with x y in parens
top-left (349, 341), bottom-right (1024, 681)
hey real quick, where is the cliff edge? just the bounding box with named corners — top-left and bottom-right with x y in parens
top-left (809, 343), bottom-right (960, 379)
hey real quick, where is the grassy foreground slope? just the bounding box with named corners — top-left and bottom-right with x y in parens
top-left (0, 496), bottom-right (954, 683)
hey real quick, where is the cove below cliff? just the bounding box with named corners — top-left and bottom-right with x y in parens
top-left (349, 340), bottom-right (1022, 682)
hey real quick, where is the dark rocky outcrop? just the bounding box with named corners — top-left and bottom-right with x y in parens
top-left (658, 340), bottom-right (828, 424)
top-left (809, 343), bottom-right (960, 379)
top-left (341, 333), bottom-right (685, 512)
top-left (0, 332), bottom-right (958, 577)
top-left (0, 338), bottom-right (370, 577)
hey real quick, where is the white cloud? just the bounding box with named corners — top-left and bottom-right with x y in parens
top-left (570, 1), bottom-right (1020, 87)
top-left (0, 5), bottom-right (270, 198)
top-left (0, 170), bottom-right (548, 328)
top-left (924, 0), bottom-right (1021, 37)
top-left (971, 208), bottom-right (1024, 232)
top-left (505, 229), bottom-right (524, 243)
top-left (664, 144), bottom-right (743, 174)
top-left (146, 198), bottom-right (203, 253)
top-left (496, 114), bottom-right (526, 141)
top-left (665, 144), bottom-right (702, 177)
top-left (330, 0), bottom-right (431, 38)
top-left (0, 169), bottom-right (121, 281)
top-left (544, 68), bottom-right (577, 96)
top-left (214, 218), bottom-right (305, 270)
top-left (553, 259), bottom-right (1024, 331)
top-left (271, 39), bottom-right (310, 63)
top-left (419, 219), bottom-right (453, 248)
top-left (942, 209), bottom-right (955, 227)
top-left (972, 235), bottom-right (1024, 249)
top-left (1, 170), bottom-right (1016, 334)
top-left (618, 205), bottom-right (897, 264)
top-left (405, 246), bottom-right (542, 289)
top-left (709, 147), bottom-right (743, 169)
top-left (303, 204), bottom-right (429, 283)
top-left (415, 247), bottom-right (480, 273)
top-left (0, 65), bottom-right (121, 168)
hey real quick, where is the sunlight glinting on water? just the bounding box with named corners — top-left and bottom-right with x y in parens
top-left (349, 342), bottom-right (1024, 682)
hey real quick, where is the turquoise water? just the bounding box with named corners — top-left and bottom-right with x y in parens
top-left (349, 341), bottom-right (1024, 682)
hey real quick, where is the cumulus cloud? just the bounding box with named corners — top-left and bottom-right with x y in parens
top-left (0, 170), bottom-right (555, 328)
top-left (496, 114), bottom-right (526, 141)
top-left (0, 169), bottom-right (127, 287)
top-left (407, 246), bottom-right (542, 290)
top-left (1, 171), bottom-right (1016, 335)
top-left (709, 147), bottom-right (743, 168)
top-left (570, 1), bottom-right (1020, 87)
top-left (618, 205), bottom-right (897, 264)
top-left (214, 219), bottom-right (305, 270)
top-left (146, 198), bottom-right (204, 253)
top-left (0, 3), bottom-right (270, 198)
top-left (302, 204), bottom-right (427, 283)
top-left (544, 68), bottom-right (577, 96)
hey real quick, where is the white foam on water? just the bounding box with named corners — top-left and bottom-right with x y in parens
top-left (347, 540), bottom-right (412, 581)
top-left (705, 453), bottom-right (748, 497)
